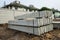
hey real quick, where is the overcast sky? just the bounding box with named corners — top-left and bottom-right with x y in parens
top-left (0, 0), bottom-right (60, 10)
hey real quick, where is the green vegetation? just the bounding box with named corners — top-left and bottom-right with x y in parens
top-left (2, 1), bottom-right (60, 13)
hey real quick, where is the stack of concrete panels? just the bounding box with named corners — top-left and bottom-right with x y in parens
top-left (8, 10), bottom-right (53, 35)
top-left (44, 11), bottom-right (53, 32)
top-left (47, 11), bottom-right (53, 17)
top-left (15, 11), bottom-right (52, 20)
top-left (8, 19), bottom-right (44, 27)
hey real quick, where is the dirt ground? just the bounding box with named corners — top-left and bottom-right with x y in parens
top-left (0, 24), bottom-right (60, 40)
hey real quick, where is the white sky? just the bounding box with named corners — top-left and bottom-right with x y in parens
top-left (0, 0), bottom-right (60, 10)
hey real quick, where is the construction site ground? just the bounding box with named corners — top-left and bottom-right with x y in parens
top-left (0, 24), bottom-right (60, 40)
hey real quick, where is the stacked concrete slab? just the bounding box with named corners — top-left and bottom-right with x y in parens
top-left (15, 11), bottom-right (52, 19)
top-left (8, 10), bottom-right (53, 35)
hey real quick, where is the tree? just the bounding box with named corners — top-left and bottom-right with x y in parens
top-left (40, 7), bottom-right (51, 11)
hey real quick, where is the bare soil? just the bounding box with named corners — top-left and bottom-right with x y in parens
top-left (0, 24), bottom-right (60, 40)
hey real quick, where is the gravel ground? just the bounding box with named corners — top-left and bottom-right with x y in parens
top-left (0, 24), bottom-right (60, 40)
